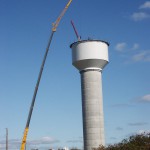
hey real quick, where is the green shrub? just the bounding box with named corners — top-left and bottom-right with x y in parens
top-left (93, 133), bottom-right (150, 150)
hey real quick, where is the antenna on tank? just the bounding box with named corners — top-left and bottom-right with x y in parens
top-left (71, 20), bottom-right (81, 41)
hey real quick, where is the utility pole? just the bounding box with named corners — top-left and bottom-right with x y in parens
top-left (6, 128), bottom-right (8, 150)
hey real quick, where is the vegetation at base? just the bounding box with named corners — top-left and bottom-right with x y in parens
top-left (93, 133), bottom-right (150, 150)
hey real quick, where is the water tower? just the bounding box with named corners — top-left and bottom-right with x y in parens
top-left (70, 40), bottom-right (109, 150)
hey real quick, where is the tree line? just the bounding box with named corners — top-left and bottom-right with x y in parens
top-left (93, 133), bottom-right (150, 150)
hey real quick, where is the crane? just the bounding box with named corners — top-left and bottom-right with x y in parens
top-left (71, 20), bottom-right (81, 41)
top-left (20, 1), bottom-right (72, 150)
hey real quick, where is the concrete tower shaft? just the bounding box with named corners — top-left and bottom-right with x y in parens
top-left (70, 40), bottom-right (109, 150)
top-left (81, 70), bottom-right (104, 149)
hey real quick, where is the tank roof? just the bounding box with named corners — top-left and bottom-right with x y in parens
top-left (70, 39), bottom-right (109, 48)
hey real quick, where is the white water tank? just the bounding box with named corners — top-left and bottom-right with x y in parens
top-left (70, 40), bottom-right (109, 71)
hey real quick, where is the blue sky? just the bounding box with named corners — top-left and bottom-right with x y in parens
top-left (0, 0), bottom-right (150, 149)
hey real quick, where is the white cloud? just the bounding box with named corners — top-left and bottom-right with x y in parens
top-left (115, 42), bottom-right (150, 63)
top-left (111, 103), bottom-right (133, 108)
top-left (67, 140), bottom-right (82, 143)
top-left (110, 137), bottom-right (117, 140)
top-left (131, 43), bottom-right (139, 50)
top-left (116, 127), bottom-right (123, 131)
top-left (133, 94), bottom-right (150, 104)
top-left (135, 94), bottom-right (150, 103)
top-left (0, 139), bottom-right (20, 150)
top-left (115, 43), bottom-right (140, 52)
top-left (0, 136), bottom-right (59, 150)
top-left (141, 94), bottom-right (150, 102)
top-left (140, 1), bottom-right (150, 9)
top-left (131, 12), bottom-right (150, 21)
top-left (138, 130), bottom-right (150, 134)
top-left (140, 94), bottom-right (150, 102)
top-left (132, 51), bottom-right (150, 62)
top-left (128, 122), bottom-right (148, 126)
top-left (67, 137), bottom-right (83, 143)
top-left (115, 42), bottom-right (127, 52)
top-left (28, 136), bottom-right (59, 145)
